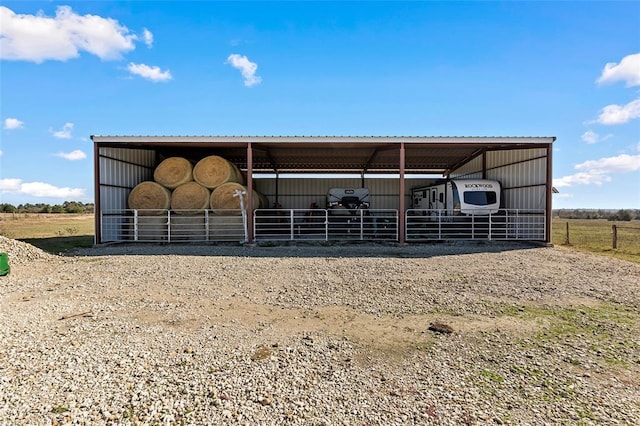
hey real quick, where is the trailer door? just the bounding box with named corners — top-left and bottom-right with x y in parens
top-left (429, 188), bottom-right (439, 219)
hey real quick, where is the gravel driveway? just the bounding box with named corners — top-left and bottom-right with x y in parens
top-left (1, 237), bottom-right (639, 425)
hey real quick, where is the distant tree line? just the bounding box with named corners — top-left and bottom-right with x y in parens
top-left (0, 201), bottom-right (94, 214)
top-left (554, 209), bottom-right (639, 221)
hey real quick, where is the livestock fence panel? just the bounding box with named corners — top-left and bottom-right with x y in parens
top-left (253, 209), bottom-right (399, 242)
top-left (405, 209), bottom-right (546, 241)
top-left (100, 209), bottom-right (247, 243)
top-left (100, 208), bottom-right (548, 244)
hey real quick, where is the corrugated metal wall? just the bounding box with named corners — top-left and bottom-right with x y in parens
top-left (503, 186), bottom-right (547, 210)
top-left (486, 148), bottom-right (547, 169)
top-left (97, 146), bottom-right (548, 212)
top-left (97, 147), bottom-right (434, 213)
top-left (450, 148), bottom-right (548, 210)
top-left (99, 147), bottom-right (156, 211)
top-left (254, 177), bottom-right (435, 210)
top-left (487, 148), bottom-right (548, 210)
top-left (450, 156), bottom-right (483, 179)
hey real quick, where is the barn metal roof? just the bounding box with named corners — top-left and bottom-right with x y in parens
top-left (91, 135), bottom-right (555, 174)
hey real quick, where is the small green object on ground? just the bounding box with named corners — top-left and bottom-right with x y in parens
top-left (0, 252), bottom-right (10, 276)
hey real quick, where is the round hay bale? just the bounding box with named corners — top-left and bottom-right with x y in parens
top-left (257, 192), bottom-right (269, 209)
top-left (210, 182), bottom-right (259, 215)
top-left (193, 155), bottom-right (242, 189)
top-left (170, 181), bottom-right (210, 215)
top-left (153, 157), bottom-right (193, 189)
top-left (230, 162), bottom-right (245, 185)
top-left (128, 181), bottom-right (171, 215)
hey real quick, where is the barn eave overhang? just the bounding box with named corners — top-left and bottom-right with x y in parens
top-left (91, 135), bottom-right (555, 174)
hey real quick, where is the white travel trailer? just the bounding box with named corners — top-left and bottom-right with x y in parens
top-left (412, 179), bottom-right (502, 216)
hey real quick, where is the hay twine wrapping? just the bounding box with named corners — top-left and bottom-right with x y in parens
top-left (193, 155), bottom-right (243, 189)
top-left (128, 181), bottom-right (171, 215)
top-left (170, 181), bottom-right (210, 215)
top-left (153, 157), bottom-right (193, 189)
top-left (210, 182), bottom-right (261, 215)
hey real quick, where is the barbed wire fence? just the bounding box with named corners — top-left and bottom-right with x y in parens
top-left (557, 221), bottom-right (640, 258)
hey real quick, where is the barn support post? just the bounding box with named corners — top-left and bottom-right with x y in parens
top-left (482, 151), bottom-right (487, 179)
top-left (545, 144), bottom-right (553, 243)
top-left (247, 142), bottom-right (254, 243)
top-left (398, 142), bottom-right (406, 244)
top-left (93, 143), bottom-right (101, 244)
top-left (275, 172), bottom-right (280, 206)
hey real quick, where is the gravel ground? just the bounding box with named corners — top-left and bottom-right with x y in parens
top-left (1, 236), bottom-right (639, 425)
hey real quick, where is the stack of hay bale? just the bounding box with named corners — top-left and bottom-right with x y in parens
top-left (127, 155), bottom-right (267, 241)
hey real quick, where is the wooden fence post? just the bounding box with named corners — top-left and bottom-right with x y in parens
top-left (564, 222), bottom-right (570, 245)
top-left (612, 224), bottom-right (617, 250)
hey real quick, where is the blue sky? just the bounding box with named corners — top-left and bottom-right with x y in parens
top-left (1, 1), bottom-right (639, 209)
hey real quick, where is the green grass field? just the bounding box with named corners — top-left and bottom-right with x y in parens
top-left (551, 218), bottom-right (640, 263)
top-left (1, 213), bottom-right (638, 262)
top-left (0, 213), bottom-right (94, 254)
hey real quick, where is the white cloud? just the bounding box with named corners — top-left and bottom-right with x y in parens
top-left (226, 54), bottom-right (262, 87)
top-left (0, 178), bottom-right (85, 198)
top-left (3, 117), bottom-right (24, 129)
top-left (127, 62), bottom-right (172, 82)
top-left (581, 130), bottom-right (598, 144)
top-left (0, 178), bottom-right (21, 192)
top-left (575, 154), bottom-right (640, 174)
top-left (0, 5), bottom-right (142, 63)
top-left (581, 130), bottom-right (613, 144)
top-left (595, 98), bottom-right (640, 125)
top-left (553, 172), bottom-right (612, 188)
top-left (0, 150), bottom-right (3, 157)
top-left (553, 154), bottom-right (640, 188)
top-left (142, 28), bottom-right (153, 48)
top-left (54, 150), bottom-right (86, 160)
top-left (597, 53), bottom-right (640, 87)
top-left (50, 122), bottom-right (74, 139)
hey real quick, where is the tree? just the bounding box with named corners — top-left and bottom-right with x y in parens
top-left (613, 209), bottom-right (633, 221)
top-left (63, 201), bottom-right (85, 213)
top-left (0, 204), bottom-right (17, 213)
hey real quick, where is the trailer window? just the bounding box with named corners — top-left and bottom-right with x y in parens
top-left (464, 191), bottom-right (497, 206)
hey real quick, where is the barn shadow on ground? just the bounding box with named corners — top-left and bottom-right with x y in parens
top-left (64, 240), bottom-right (547, 259)
top-left (20, 236), bottom-right (94, 255)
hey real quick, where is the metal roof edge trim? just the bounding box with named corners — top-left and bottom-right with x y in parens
top-left (91, 135), bottom-right (556, 144)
